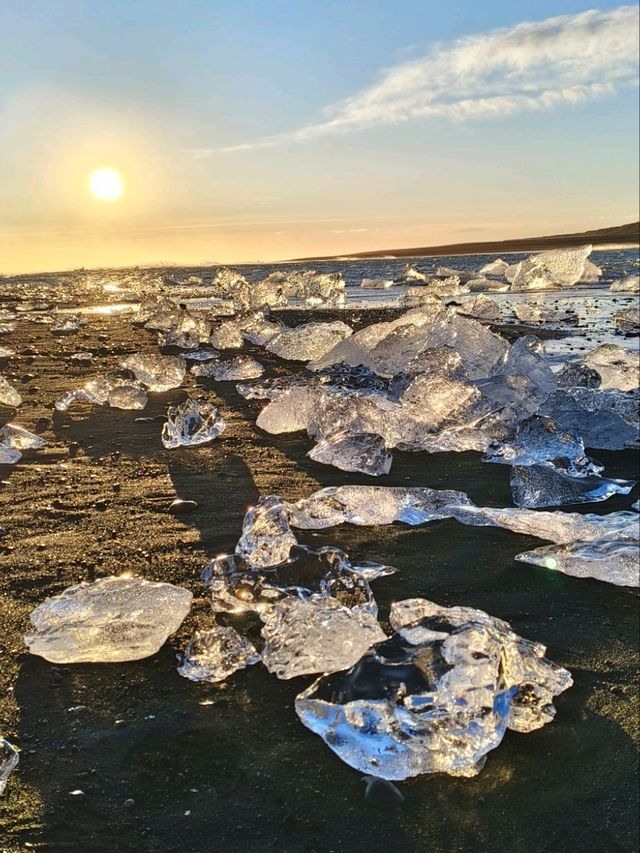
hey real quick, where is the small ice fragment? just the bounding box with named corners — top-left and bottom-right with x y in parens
top-left (192, 356), bottom-right (264, 381)
top-left (513, 303), bottom-right (568, 325)
top-left (177, 626), bottom-right (260, 682)
top-left (261, 596), bottom-right (386, 679)
top-left (0, 346), bottom-right (15, 358)
top-left (161, 399), bottom-right (226, 448)
top-left (51, 314), bottom-right (86, 334)
top-left (516, 536), bottom-right (639, 587)
top-left (183, 348), bottom-right (220, 362)
top-left (266, 321), bottom-right (353, 362)
top-left (119, 353), bottom-right (186, 391)
top-left (307, 432), bottom-right (392, 476)
top-left (209, 320), bottom-right (244, 349)
top-left (0, 376), bottom-right (22, 408)
top-left (361, 278), bottom-right (395, 289)
top-left (235, 496), bottom-right (298, 568)
top-left (479, 258), bottom-right (509, 277)
top-left (0, 423), bottom-right (46, 465)
top-left (0, 739), bottom-right (19, 795)
top-left (613, 307), bottom-right (639, 334)
top-left (25, 576), bottom-right (193, 663)
top-left (458, 294), bottom-right (501, 321)
top-left (55, 375), bottom-right (148, 411)
top-left (610, 275), bottom-right (639, 292)
top-left (582, 345), bottom-right (639, 392)
top-left (403, 264), bottom-right (428, 282)
top-left (510, 464), bottom-right (633, 509)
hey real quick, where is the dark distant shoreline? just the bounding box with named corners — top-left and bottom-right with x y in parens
top-left (291, 221), bottom-right (640, 262)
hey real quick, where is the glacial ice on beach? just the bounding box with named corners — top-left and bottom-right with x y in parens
top-left (307, 431), bottom-right (392, 476)
top-left (120, 352), bottom-right (186, 392)
top-left (266, 321), bottom-right (353, 362)
top-left (296, 598), bottom-right (572, 780)
top-left (25, 576), bottom-right (193, 663)
top-left (458, 294), bottom-right (501, 320)
top-left (403, 264), bottom-right (428, 282)
top-left (516, 536), bottom-right (640, 587)
top-left (610, 275), bottom-right (639, 292)
top-left (183, 347), bottom-right (220, 362)
top-left (261, 596), bottom-right (387, 679)
top-left (510, 464), bottom-right (633, 508)
top-left (539, 387), bottom-right (639, 450)
top-left (161, 398), bottom-right (226, 448)
top-left (0, 739), bottom-right (19, 796)
top-left (0, 346), bottom-right (14, 358)
top-left (479, 258), bottom-right (509, 277)
top-left (582, 344), bottom-right (639, 392)
top-left (508, 245), bottom-right (593, 290)
top-left (55, 374), bottom-right (148, 411)
top-left (177, 626), bottom-right (260, 682)
top-left (235, 495), bottom-right (299, 569)
top-left (209, 320), bottom-right (245, 349)
top-left (0, 376), bottom-right (21, 408)
top-left (51, 314), bottom-right (86, 334)
top-left (0, 423), bottom-right (46, 464)
top-left (192, 355), bottom-right (264, 381)
top-left (613, 307), bottom-right (639, 334)
top-left (513, 303), bottom-right (568, 325)
top-left (361, 278), bottom-right (395, 289)
top-left (158, 311), bottom-right (211, 349)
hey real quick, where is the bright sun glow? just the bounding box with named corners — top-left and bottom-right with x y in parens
top-left (89, 167), bottom-right (124, 201)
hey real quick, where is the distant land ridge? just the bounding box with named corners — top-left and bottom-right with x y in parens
top-left (292, 221), bottom-right (640, 261)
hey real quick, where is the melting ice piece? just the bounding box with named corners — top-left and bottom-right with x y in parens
top-left (610, 275), bottom-right (639, 292)
top-left (361, 278), bottom-right (395, 289)
top-left (510, 464), bottom-right (633, 509)
top-left (582, 345), bottom-right (639, 392)
top-left (458, 294), bottom-right (501, 321)
top-left (0, 376), bottom-right (21, 408)
top-left (161, 398), bottom-right (226, 448)
top-left (177, 626), bottom-right (260, 682)
top-left (287, 485), bottom-right (473, 529)
top-left (158, 311), bottom-right (210, 349)
top-left (307, 432), bottom-right (392, 476)
top-left (235, 496), bottom-right (298, 568)
top-left (0, 423), bottom-right (46, 464)
top-left (539, 387), bottom-right (639, 450)
top-left (51, 314), bottom-right (86, 334)
top-left (261, 596), bottom-right (386, 679)
top-left (296, 598), bottom-right (572, 780)
top-left (55, 375), bottom-right (148, 411)
top-left (479, 258), bottom-right (509, 277)
top-left (183, 347), bottom-right (220, 362)
top-left (25, 576), bottom-right (193, 663)
top-left (516, 537), bottom-right (640, 587)
top-left (209, 320), bottom-right (245, 349)
top-left (0, 739), bottom-right (19, 796)
top-left (483, 416), bottom-right (600, 476)
top-left (120, 353), bottom-right (186, 391)
top-left (555, 362), bottom-right (601, 389)
top-left (204, 544), bottom-right (381, 616)
top-left (403, 264), bottom-right (428, 282)
top-left (266, 321), bottom-right (353, 362)
top-left (513, 303), bottom-right (568, 324)
top-left (613, 307), bottom-right (639, 334)
top-left (509, 245), bottom-right (592, 290)
top-left (192, 356), bottom-right (264, 381)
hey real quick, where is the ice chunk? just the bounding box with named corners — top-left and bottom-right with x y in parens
top-left (25, 576), bottom-right (193, 663)
top-left (0, 739), bottom-right (19, 796)
top-left (51, 314), bottom-right (86, 334)
top-left (158, 311), bottom-right (210, 349)
top-left (205, 544), bottom-right (380, 616)
top-left (361, 278), bottom-right (395, 289)
top-left (266, 321), bottom-right (353, 362)
top-left (582, 344), bottom-right (638, 392)
top-left (177, 626), bottom-right (260, 682)
top-left (610, 275), bottom-right (639, 292)
top-left (483, 416), bottom-right (599, 476)
top-left (296, 598), bottom-right (571, 780)
top-left (0, 423), bottom-right (45, 464)
top-left (613, 307), bottom-right (639, 334)
top-left (435, 266), bottom-right (475, 283)
top-left (479, 258), bottom-right (509, 277)
top-left (539, 387), bottom-right (639, 450)
top-left (161, 398), bottom-right (225, 448)
top-left (235, 496), bottom-right (298, 568)
top-left (183, 348), bottom-right (220, 362)
top-left (513, 303), bottom-right (569, 324)
top-left (120, 353), bottom-right (186, 391)
top-left (516, 537), bottom-right (639, 587)
top-left (209, 320), bottom-right (244, 349)
top-left (55, 374), bottom-right (148, 411)
top-left (287, 485), bottom-right (473, 529)
top-left (0, 376), bottom-right (21, 408)
top-left (458, 294), bottom-right (501, 321)
top-left (510, 464), bottom-right (633, 509)
top-left (0, 346), bottom-right (14, 358)
top-left (466, 278), bottom-right (509, 293)
top-left (509, 246), bottom-right (592, 291)
top-left (192, 355), bottom-right (264, 381)
top-left (261, 596), bottom-right (386, 679)
top-left (403, 264), bottom-right (428, 282)
top-left (308, 432), bottom-right (392, 476)
top-left (555, 362), bottom-right (601, 389)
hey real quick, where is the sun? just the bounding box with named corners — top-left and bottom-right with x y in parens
top-left (89, 167), bottom-right (124, 202)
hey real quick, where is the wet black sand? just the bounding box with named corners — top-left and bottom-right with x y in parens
top-left (0, 307), bottom-right (638, 852)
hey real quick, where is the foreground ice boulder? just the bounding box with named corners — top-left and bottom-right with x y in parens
top-left (192, 355), bottom-right (264, 381)
top-left (507, 245), bottom-right (593, 290)
top-left (25, 577), bottom-right (193, 663)
top-left (582, 345), bottom-right (639, 392)
top-left (161, 398), bottom-right (226, 448)
top-left (296, 598), bottom-right (572, 780)
top-left (178, 626), bottom-right (260, 682)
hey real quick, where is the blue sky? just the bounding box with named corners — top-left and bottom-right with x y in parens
top-left (0, 1), bottom-right (638, 271)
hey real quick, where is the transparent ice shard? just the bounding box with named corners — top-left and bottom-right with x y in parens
top-left (479, 258), bottom-right (509, 277)
top-left (25, 576), bottom-right (193, 663)
top-left (435, 266), bottom-right (475, 282)
top-left (51, 314), bottom-right (86, 334)
top-left (0, 739), bottom-right (19, 796)
top-left (613, 307), bottom-right (639, 334)
top-left (55, 374), bottom-right (148, 411)
top-left (209, 320), bottom-right (244, 349)
top-left (183, 348), bottom-right (220, 362)
top-left (510, 464), bottom-right (633, 509)
top-left (192, 355), bottom-right (264, 381)
top-left (296, 598), bottom-right (571, 780)
top-left (235, 496), bottom-right (298, 568)
top-left (582, 344), bottom-right (638, 392)
top-left (539, 387), bottom-right (639, 450)
top-left (579, 258), bottom-right (602, 283)
top-left (458, 294), bottom-right (501, 320)
top-left (266, 321), bottom-right (353, 362)
top-left (204, 544), bottom-right (380, 616)
top-left (261, 596), bottom-right (386, 679)
top-left (509, 245), bottom-right (592, 290)
top-left (158, 311), bottom-right (210, 349)
top-left (161, 398), bottom-right (226, 448)
top-left (287, 485), bottom-right (473, 529)
top-left (0, 423), bottom-right (45, 464)
top-left (516, 537), bottom-right (640, 587)
top-left (177, 625), bottom-right (260, 682)
top-left (307, 432), bottom-right (392, 476)
top-left (0, 376), bottom-right (21, 408)
top-left (403, 264), bottom-right (428, 282)
top-left (513, 303), bottom-right (568, 324)
top-left (361, 278), bottom-right (395, 289)
top-left (610, 275), bottom-right (639, 292)
top-left (466, 277), bottom-right (510, 292)
top-left (119, 352), bottom-right (186, 391)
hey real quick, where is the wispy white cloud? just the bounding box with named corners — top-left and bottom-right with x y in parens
top-left (192, 5), bottom-right (639, 155)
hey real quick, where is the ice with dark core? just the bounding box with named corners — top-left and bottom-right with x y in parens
top-left (25, 576), bottom-right (193, 663)
top-left (296, 598), bottom-right (572, 780)
top-left (161, 398), bottom-right (226, 448)
top-left (510, 464), bottom-right (633, 509)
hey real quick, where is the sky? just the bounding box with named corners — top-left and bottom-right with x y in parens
top-left (0, 0), bottom-right (638, 273)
